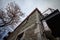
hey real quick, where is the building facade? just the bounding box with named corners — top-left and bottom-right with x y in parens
top-left (7, 8), bottom-right (48, 40)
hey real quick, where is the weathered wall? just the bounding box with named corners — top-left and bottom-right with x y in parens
top-left (7, 9), bottom-right (47, 40)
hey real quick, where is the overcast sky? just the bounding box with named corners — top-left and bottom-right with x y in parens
top-left (0, 0), bottom-right (60, 16)
top-left (0, 0), bottom-right (60, 37)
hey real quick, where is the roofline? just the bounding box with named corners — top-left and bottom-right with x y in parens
top-left (13, 8), bottom-right (43, 31)
top-left (7, 8), bottom-right (43, 39)
top-left (41, 9), bottom-right (59, 21)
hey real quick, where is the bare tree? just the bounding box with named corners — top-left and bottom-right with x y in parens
top-left (0, 2), bottom-right (24, 40)
top-left (0, 2), bottom-right (23, 27)
top-left (0, 9), bottom-right (6, 27)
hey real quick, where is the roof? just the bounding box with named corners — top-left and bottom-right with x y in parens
top-left (41, 9), bottom-right (59, 21)
top-left (7, 8), bottom-right (43, 39)
top-left (14, 8), bottom-right (43, 31)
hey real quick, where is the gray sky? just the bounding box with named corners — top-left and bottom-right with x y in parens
top-left (0, 0), bottom-right (60, 16)
top-left (0, 0), bottom-right (60, 37)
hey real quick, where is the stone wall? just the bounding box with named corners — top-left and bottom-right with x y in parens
top-left (7, 8), bottom-right (47, 40)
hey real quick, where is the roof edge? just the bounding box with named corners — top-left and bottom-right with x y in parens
top-left (13, 8), bottom-right (43, 32)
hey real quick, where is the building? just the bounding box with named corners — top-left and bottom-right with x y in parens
top-left (41, 9), bottom-right (60, 40)
top-left (6, 8), bottom-right (48, 40)
top-left (4, 8), bottom-right (60, 40)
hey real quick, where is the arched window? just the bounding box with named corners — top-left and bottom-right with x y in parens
top-left (16, 32), bottom-right (24, 40)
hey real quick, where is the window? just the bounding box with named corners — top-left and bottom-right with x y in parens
top-left (16, 32), bottom-right (24, 40)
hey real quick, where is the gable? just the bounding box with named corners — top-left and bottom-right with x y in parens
top-left (7, 8), bottom-right (43, 40)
